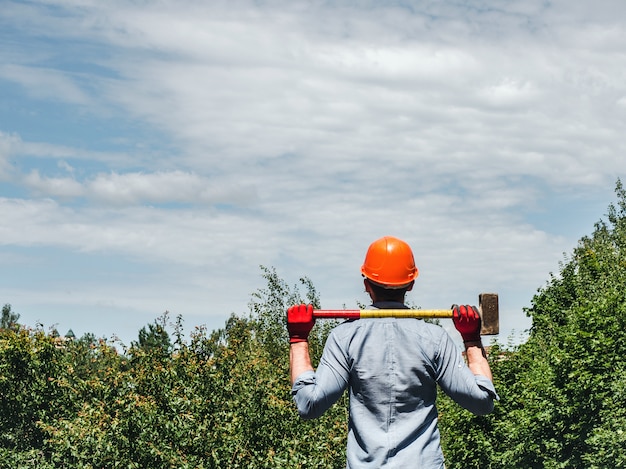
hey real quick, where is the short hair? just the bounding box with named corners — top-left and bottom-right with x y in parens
top-left (365, 278), bottom-right (412, 302)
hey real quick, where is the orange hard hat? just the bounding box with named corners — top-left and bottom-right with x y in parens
top-left (361, 236), bottom-right (418, 288)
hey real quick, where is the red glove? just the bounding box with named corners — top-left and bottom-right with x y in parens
top-left (287, 304), bottom-right (315, 343)
top-left (452, 304), bottom-right (482, 342)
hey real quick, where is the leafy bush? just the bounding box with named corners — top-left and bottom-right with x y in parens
top-left (440, 180), bottom-right (626, 468)
top-left (0, 268), bottom-right (347, 468)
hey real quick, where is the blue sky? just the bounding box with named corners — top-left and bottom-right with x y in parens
top-left (1, 0), bottom-right (624, 347)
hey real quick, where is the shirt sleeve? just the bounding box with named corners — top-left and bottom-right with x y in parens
top-left (291, 330), bottom-right (350, 419)
top-left (434, 332), bottom-right (499, 416)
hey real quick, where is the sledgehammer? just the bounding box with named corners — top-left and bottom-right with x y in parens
top-left (313, 293), bottom-right (499, 336)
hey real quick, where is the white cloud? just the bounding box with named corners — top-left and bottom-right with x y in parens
top-left (0, 64), bottom-right (91, 105)
top-left (16, 168), bottom-right (258, 206)
top-left (0, 197), bottom-right (271, 266)
top-left (23, 170), bottom-right (85, 198)
top-left (0, 131), bottom-right (136, 169)
top-left (0, 132), bottom-right (20, 179)
top-left (86, 170), bottom-right (256, 206)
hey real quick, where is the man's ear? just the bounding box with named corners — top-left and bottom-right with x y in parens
top-left (364, 278), bottom-right (374, 298)
top-left (406, 281), bottom-right (414, 292)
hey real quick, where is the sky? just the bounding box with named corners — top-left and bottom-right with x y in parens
top-left (1, 0), bottom-right (624, 348)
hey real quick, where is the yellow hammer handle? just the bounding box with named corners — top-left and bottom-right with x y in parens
top-left (312, 309), bottom-right (454, 319)
top-left (360, 309), bottom-right (453, 318)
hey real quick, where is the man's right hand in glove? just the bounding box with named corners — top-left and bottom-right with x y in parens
top-left (287, 304), bottom-right (315, 343)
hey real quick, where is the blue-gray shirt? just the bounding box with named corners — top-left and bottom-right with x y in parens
top-left (292, 304), bottom-right (498, 468)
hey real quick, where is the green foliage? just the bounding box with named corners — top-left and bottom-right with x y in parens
top-left (1, 304), bottom-right (20, 330)
top-left (511, 180), bottom-right (626, 467)
top-left (0, 327), bottom-right (76, 454)
top-left (440, 180), bottom-right (626, 468)
top-left (133, 312), bottom-right (172, 357)
top-left (0, 267), bottom-right (346, 467)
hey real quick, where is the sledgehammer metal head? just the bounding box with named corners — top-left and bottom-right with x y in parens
top-left (479, 293), bottom-right (499, 335)
top-left (312, 293), bottom-right (500, 336)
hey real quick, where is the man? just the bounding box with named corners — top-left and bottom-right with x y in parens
top-left (288, 236), bottom-right (498, 468)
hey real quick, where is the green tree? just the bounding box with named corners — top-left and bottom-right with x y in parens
top-left (0, 325), bottom-right (79, 467)
top-left (439, 180), bottom-right (626, 468)
top-left (134, 312), bottom-right (172, 355)
top-left (1, 304), bottom-right (20, 330)
top-left (518, 179), bottom-right (626, 468)
top-left (0, 267), bottom-right (347, 468)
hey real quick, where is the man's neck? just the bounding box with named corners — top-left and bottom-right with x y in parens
top-left (372, 300), bottom-right (407, 309)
